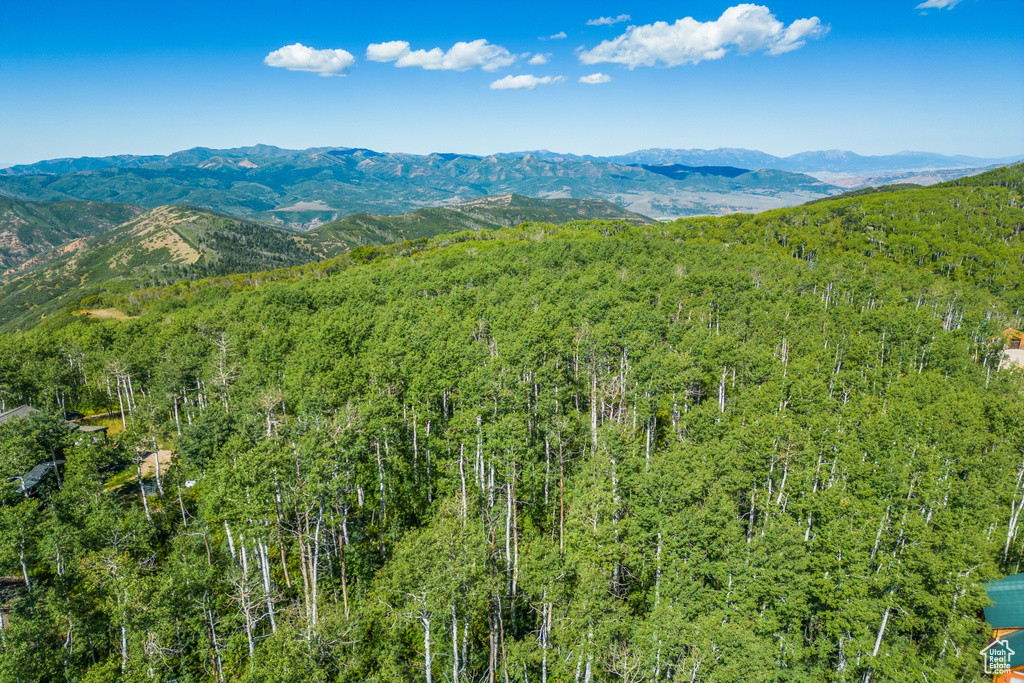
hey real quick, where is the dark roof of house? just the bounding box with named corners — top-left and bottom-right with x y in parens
top-left (0, 405), bottom-right (107, 433)
top-left (0, 405), bottom-right (40, 424)
top-left (76, 425), bottom-right (108, 433)
top-left (986, 574), bottom-right (1024, 629)
top-left (16, 460), bottom-right (65, 493)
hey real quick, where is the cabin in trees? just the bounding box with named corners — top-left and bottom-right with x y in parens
top-left (0, 405), bottom-right (107, 494)
top-left (984, 574), bottom-right (1024, 681)
top-left (1005, 329), bottom-right (1024, 350)
top-left (1001, 329), bottom-right (1024, 369)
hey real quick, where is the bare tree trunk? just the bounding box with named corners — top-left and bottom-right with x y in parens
top-left (459, 444), bottom-right (468, 520)
top-left (121, 616), bottom-right (128, 673)
top-left (258, 541), bottom-right (277, 633)
top-left (239, 545), bottom-right (255, 658)
top-left (177, 487), bottom-right (188, 528)
top-left (718, 367), bottom-right (727, 413)
top-left (152, 439), bottom-right (163, 495)
top-left (310, 511), bottom-right (321, 628)
top-left (115, 380), bottom-right (126, 429)
top-left (422, 605), bottom-right (433, 683)
top-left (451, 604), bottom-right (460, 683)
top-left (872, 606), bottom-right (890, 657)
top-left (540, 597), bottom-right (550, 683)
top-left (425, 420), bottom-right (432, 503)
top-left (489, 595), bottom-right (497, 683)
top-left (19, 547), bottom-right (30, 589)
top-left (224, 521), bottom-right (236, 563)
top-left (137, 461), bottom-right (150, 521)
top-left (558, 456), bottom-right (566, 556)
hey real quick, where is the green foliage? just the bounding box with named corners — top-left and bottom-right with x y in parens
top-left (300, 194), bottom-right (653, 257)
top-left (0, 166), bottom-right (1022, 681)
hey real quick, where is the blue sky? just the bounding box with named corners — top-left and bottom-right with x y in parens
top-left (0, 0), bottom-right (1021, 165)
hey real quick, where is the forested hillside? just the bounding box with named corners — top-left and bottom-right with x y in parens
top-left (0, 197), bottom-right (144, 273)
top-left (0, 206), bottom-right (316, 332)
top-left (300, 194), bottom-right (652, 256)
top-left (0, 166), bottom-right (1023, 682)
top-left (0, 196), bottom-right (651, 332)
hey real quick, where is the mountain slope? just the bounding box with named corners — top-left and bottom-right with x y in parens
top-left (0, 205), bottom-right (315, 331)
top-left (0, 196), bottom-right (145, 274)
top-left (0, 195), bottom-right (655, 330)
top-left (300, 194), bottom-right (653, 256)
top-left (0, 146), bottom-right (841, 223)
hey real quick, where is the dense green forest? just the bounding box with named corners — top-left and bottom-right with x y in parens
top-left (0, 197), bottom-right (654, 333)
top-left (1, 166), bottom-right (1023, 682)
top-left (299, 194), bottom-right (652, 256)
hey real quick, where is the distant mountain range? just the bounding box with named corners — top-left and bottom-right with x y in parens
top-left (499, 148), bottom-right (1024, 174)
top-left (0, 194), bottom-right (657, 331)
top-left (0, 145), bottom-right (1018, 227)
top-left (0, 146), bottom-right (841, 223)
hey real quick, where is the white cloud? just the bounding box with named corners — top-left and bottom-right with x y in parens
top-left (264, 43), bottom-right (356, 76)
top-left (578, 4), bottom-right (828, 68)
top-left (528, 53), bottom-right (550, 65)
top-left (490, 74), bottom-right (566, 90)
top-left (915, 0), bottom-right (962, 8)
top-left (579, 72), bottom-right (612, 84)
top-left (366, 39), bottom-right (516, 72)
top-left (587, 14), bottom-right (632, 26)
top-left (545, 31), bottom-right (568, 40)
top-left (366, 40), bottom-right (411, 62)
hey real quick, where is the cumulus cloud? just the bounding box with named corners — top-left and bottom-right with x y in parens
top-left (528, 53), bottom-right (550, 65)
top-left (366, 40), bottom-right (411, 62)
top-left (916, 0), bottom-right (962, 8)
top-left (545, 31), bottom-right (568, 40)
top-left (366, 39), bottom-right (516, 71)
top-left (490, 74), bottom-right (566, 90)
top-left (264, 43), bottom-right (356, 76)
top-left (578, 4), bottom-right (828, 68)
top-left (579, 72), bottom-right (612, 84)
top-left (587, 14), bottom-right (631, 26)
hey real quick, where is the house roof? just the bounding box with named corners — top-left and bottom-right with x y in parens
top-left (991, 628), bottom-right (1024, 670)
top-left (15, 460), bottom-right (65, 493)
top-left (986, 574), bottom-right (1024, 629)
top-left (0, 405), bottom-right (107, 433)
top-left (0, 405), bottom-right (40, 424)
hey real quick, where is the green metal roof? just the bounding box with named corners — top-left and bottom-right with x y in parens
top-left (990, 627), bottom-right (1024, 670)
top-left (986, 574), bottom-right (1024, 629)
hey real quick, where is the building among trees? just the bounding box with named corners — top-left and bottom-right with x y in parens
top-left (985, 575), bottom-right (1024, 681)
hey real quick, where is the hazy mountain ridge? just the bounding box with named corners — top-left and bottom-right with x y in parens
top-left (0, 148), bottom-right (840, 222)
top-left (503, 147), bottom-right (1023, 173)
